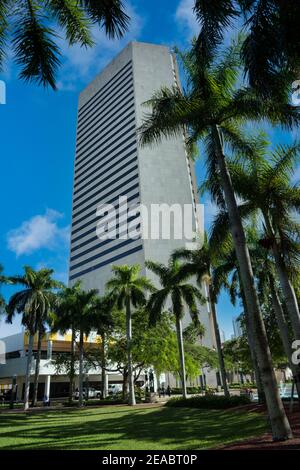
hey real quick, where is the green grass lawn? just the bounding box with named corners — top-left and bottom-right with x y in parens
top-left (0, 405), bottom-right (267, 450)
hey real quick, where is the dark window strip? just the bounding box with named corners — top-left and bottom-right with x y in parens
top-left (78, 61), bottom-right (132, 115)
top-left (74, 153), bottom-right (138, 196)
top-left (69, 244), bottom-right (143, 281)
top-left (76, 122), bottom-right (136, 171)
top-left (73, 161), bottom-right (138, 206)
top-left (72, 169), bottom-right (139, 218)
top-left (71, 209), bottom-right (140, 253)
top-left (71, 193), bottom-right (140, 241)
top-left (70, 219), bottom-right (141, 261)
top-left (70, 237), bottom-right (141, 271)
top-left (76, 101), bottom-right (135, 151)
top-left (75, 135), bottom-right (137, 179)
top-left (75, 146), bottom-right (137, 188)
top-left (71, 186), bottom-right (140, 234)
top-left (77, 70), bottom-right (133, 126)
top-left (77, 82), bottom-right (133, 135)
top-left (76, 116), bottom-right (136, 162)
top-left (76, 91), bottom-right (134, 143)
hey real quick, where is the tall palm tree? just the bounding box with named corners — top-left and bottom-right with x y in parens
top-left (146, 259), bottom-right (205, 399)
top-left (193, 0), bottom-right (300, 97)
top-left (138, 38), bottom-right (295, 439)
top-left (6, 267), bottom-right (58, 410)
top-left (227, 141), bottom-right (300, 342)
top-left (172, 240), bottom-right (230, 398)
top-left (0, 0), bottom-right (129, 89)
top-left (106, 265), bottom-right (154, 406)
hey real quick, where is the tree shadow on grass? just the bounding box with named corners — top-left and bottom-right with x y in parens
top-left (0, 406), bottom-right (268, 450)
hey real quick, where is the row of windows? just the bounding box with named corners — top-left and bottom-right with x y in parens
top-left (75, 137), bottom-right (137, 185)
top-left (73, 158), bottom-right (138, 206)
top-left (72, 169), bottom-right (139, 223)
top-left (76, 88), bottom-right (134, 148)
top-left (76, 116), bottom-right (136, 165)
top-left (70, 219), bottom-right (141, 262)
top-left (77, 80), bottom-right (134, 140)
top-left (74, 150), bottom-right (137, 195)
top-left (76, 122), bottom-right (136, 178)
top-left (71, 187), bottom-right (140, 236)
top-left (71, 193), bottom-right (140, 244)
top-left (76, 100), bottom-right (135, 156)
top-left (78, 61), bottom-right (132, 118)
top-left (77, 69), bottom-right (133, 133)
top-left (69, 244), bottom-right (143, 281)
top-left (70, 237), bottom-right (142, 272)
top-left (71, 209), bottom-right (140, 254)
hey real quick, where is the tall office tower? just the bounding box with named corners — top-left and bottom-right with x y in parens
top-left (69, 42), bottom-right (216, 356)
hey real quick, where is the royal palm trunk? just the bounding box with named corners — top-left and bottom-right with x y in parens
top-left (126, 298), bottom-right (136, 405)
top-left (208, 284), bottom-right (230, 398)
top-left (243, 298), bottom-right (265, 403)
top-left (101, 333), bottom-right (107, 399)
top-left (175, 316), bottom-right (187, 399)
top-left (32, 328), bottom-right (43, 407)
top-left (78, 330), bottom-right (84, 407)
top-left (263, 212), bottom-right (300, 341)
top-left (24, 333), bottom-right (34, 411)
top-left (68, 327), bottom-right (76, 404)
top-left (269, 275), bottom-right (300, 401)
top-left (213, 125), bottom-right (292, 440)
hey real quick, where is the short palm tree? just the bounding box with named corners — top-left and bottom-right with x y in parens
top-left (172, 239), bottom-right (230, 398)
top-left (51, 281), bottom-right (81, 404)
top-left (106, 265), bottom-right (154, 406)
top-left (0, 265), bottom-right (6, 312)
top-left (227, 140), bottom-right (300, 342)
top-left (6, 266), bottom-right (58, 410)
top-left (91, 295), bottom-right (114, 399)
top-left (138, 37), bottom-right (295, 439)
top-left (62, 284), bottom-right (98, 407)
top-left (0, 0), bottom-right (129, 89)
top-left (146, 259), bottom-right (205, 399)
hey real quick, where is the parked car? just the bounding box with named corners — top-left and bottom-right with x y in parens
top-left (73, 387), bottom-right (101, 399)
top-left (108, 384), bottom-right (122, 395)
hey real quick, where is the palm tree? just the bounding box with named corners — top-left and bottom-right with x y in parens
top-left (146, 259), bottom-right (205, 399)
top-left (91, 296), bottom-right (114, 399)
top-left (106, 265), bottom-right (154, 406)
top-left (0, 265), bottom-right (6, 312)
top-left (51, 282), bottom-right (82, 404)
top-left (0, 0), bottom-right (129, 89)
top-left (138, 38), bottom-right (295, 439)
top-left (172, 239), bottom-right (230, 398)
top-left (193, 0), bottom-right (300, 97)
top-left (227, 140), bottom-right (300, 342)
top-left (6, 267), bottom-right (58, 410)
top-left (63, 284), bottom-right (98, 407)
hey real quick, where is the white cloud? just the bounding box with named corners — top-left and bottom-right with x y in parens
top-left (57, 1), bottom-right (144, 90)
top-left (7, 209), bottom-right (70, 257)
top-left (175, 0), bottom-right (199, 38)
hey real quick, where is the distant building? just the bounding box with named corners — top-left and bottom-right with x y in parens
top-left (232, 315), bottom-right (243, 338)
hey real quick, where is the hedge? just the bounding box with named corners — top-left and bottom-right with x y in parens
top-left (165, 395), bottom-right (251, 409)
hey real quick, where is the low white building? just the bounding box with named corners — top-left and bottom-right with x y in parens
top-left (0, 331), bottom-right (130, 401)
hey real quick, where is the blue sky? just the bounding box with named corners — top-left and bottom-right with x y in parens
top-left (0, 0), bottom-right (297, 340)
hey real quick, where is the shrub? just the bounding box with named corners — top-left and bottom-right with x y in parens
top-left (165, 395), bottom-right (251, 409)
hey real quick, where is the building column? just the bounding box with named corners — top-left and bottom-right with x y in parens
top-left (44, 375), bottom-right (51, 401)
top-left (16, 377), bottom-right (23, 401)
top-left (104, 374), bottom-right (109, 396)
